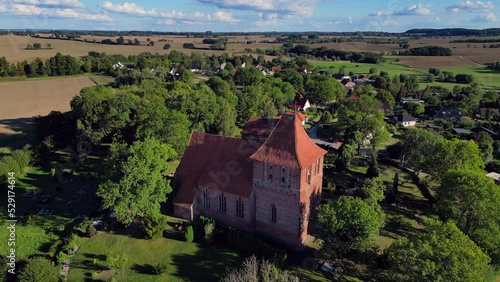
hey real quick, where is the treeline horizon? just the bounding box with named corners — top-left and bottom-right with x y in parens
top-left (2, 27), bottom-right (500, 38)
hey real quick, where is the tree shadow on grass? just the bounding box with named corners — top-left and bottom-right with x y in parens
top-left (83, 253), bottom-right (107, 261)
top-left (171, 245), bottom-right (243, 282)
top-left (130, 263), bottom-right (154, 275)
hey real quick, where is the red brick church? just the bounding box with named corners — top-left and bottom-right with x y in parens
top-left (172, 112), bottom-right (326, 246)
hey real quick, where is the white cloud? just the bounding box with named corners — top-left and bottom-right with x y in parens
top-left (101, 1), bottom-right (238, 23)
top-left (393, 4), bottom-right (431, 15)
top-left (54, 8), bottom-right (112, 21)
top-left (370, 4), bottom-right (431, 17)
top-left (348, 16), bottom-right (352, 24)
top-left (158, 19), bottom-right (175, 25)
top-left (5, 4), bottom-right (112, 21)
top-left (12, 0), bottom-right (83, 8)
top-left (255, 12), bottom-right (278, 26)
top-left (196, 0), bottom-right (317, 18)
top-left (446, 1), bottom-right (495, 13)
top-left (474, 12), bottom-right (497, 21)
top-left (211, 11), bottom-right (238, 23)
top-left (369, 11), bottom-right (391, 17)
top-left (100, 1), bottom-right (157, 16)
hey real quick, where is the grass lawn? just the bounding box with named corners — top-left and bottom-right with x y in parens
top-left (68, 232), bottom-right (242, 282)
top-left (88, 74), bottom-right (115, 86)
top-left (0, 223), bottom-right (58, 260)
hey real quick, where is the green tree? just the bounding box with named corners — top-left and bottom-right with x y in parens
top-left (135, 97), bottom-right (190, 156)
top-left (400, 128), bottom-right (442, 174)
top-left (475, 132), bottom-right (494, 163)
top-left (403, 102), bottom-right (424, 116)
top-left (304, 75), bottom-right (343, 105)
top-left (215, 98), bottom-right (239, 137)
top-left (144, 215), bottom-right (168, 239)
top-left (376, 89), bottom-right (396, 108)
top-left (337, 94), bottom-right (388, 153)
top-left (18, 257), bottom-right (58, 282)
top-left (317, 196), bottom-right (381, 258)
top-left (97, 138), bottom-right (176, 225)
top-left (426, 139), bottom-right (484, 182)
top-left (436, 169), bottom-right (500, 263)
top-left (386, 219), bottom-right (490, 282)
top-left (185, 226), bottom-right (194, 242)
top-left (222, 256), bottom-right (298, 282)
top-left (274, 68), bottom-right (304, 92)
top-left (106, 253), bottom-right (129, 273)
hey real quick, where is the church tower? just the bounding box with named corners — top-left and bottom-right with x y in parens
top-left (250, 112), bottom-right (327, 246)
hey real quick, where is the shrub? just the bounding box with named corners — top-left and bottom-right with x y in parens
top-left (152, 262), bottom-right (168, 275)
top-left (144, 215), bottom-right (167, 239)
top-left (87, 223), bottom-right (97, 238)
top-left (366, 161), bottom-right (380, 178)
top-left (185, 226), bottom-right (194, 242)
top-left (57, 251), bottom-right (68, 264)
top-left (204, 222), bottom-right (215, 243)
top-left (50, 168), bottom-right (56, 178)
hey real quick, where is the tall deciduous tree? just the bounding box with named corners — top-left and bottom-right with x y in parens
top-left (400, 128), bottom-right (442, 173)
top-left (426, 139), bottom-right (484, 182)
top-left (18, 257), bottom-right (58, 282)
top-left (317, 196), bottom-right (381, 258)
top-left (436, 169), bottom-right (500, 263)
top-left (386, 219), bottom-right (490, 282)
top-left (97, 138), bottom-right (176, 225)
top-left (475, 131), bottom-right (494, 163)
top-left (304, 75), bottom-right (343, 105)
top-left (337, 94), bottom-right (388, 153)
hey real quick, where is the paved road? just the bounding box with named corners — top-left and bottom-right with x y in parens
top-left (307, 122), bottom-right (342, 149)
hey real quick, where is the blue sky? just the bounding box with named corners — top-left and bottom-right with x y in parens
top-left (0, 0), bottom-right (498, 31)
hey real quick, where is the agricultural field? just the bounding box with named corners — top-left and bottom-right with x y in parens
top-left (0, 76), bottom-right (95, 141)
top-left (0, 34), bottom-right (280, 63)
top-left (311, 60), bottom-right (500, 91)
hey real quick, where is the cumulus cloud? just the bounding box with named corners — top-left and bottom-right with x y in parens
top-left (446, 1), bottom-right (494, 13)
top-left (393, 4), bottom-right (431, 15)
top-left (255, 12), bottom-right (278, 26)
top-left (370, 4), bottom-right (431, 17)
top-left (195, 0), bottom-right (317, 18)
top-left (12, 0), bottom-right (83, 8)
top-left (4, 3), bottom-right (112, 21)
top-left (100, 1), bottom-right (157, 16)
top-left (474, 12), bottom-right (497, 21)
top-left (100, 1), bottom-right (238, 23)
top-left (158, 19), bottom-right (175, 25)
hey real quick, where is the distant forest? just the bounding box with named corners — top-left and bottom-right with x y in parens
top-left (1, 27), bottom-right (499, 38)
top-left (405, 28), bottom-right (500, 37)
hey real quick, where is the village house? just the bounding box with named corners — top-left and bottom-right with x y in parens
top-left (394, 114), bottom-right (417, 127)
top-left (433, 107), bottom-right (466, 119)
top-left (290, 90), bottom-right (311, 111)
top-left (172, 113), bottom-right (326, 247)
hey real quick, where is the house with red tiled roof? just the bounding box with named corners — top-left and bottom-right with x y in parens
top-left (173, 112), bottom-right (326, 247)
top-left (290, 90), bottom-right (311, 111)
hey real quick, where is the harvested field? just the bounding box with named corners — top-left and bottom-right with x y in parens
top-left (0, 76), bottom-right (95, 136)
top-left (0, 34), bottom-right (280, 63)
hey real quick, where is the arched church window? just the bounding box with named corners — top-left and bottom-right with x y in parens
top-left (218, 193), bottom-right (226, 212)
top-left (236, 198), bottom-right (244, 218)
top-left (270, 205), bottom-right (277, 223)
top-left (203, 189), bottom-right (210, 208)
